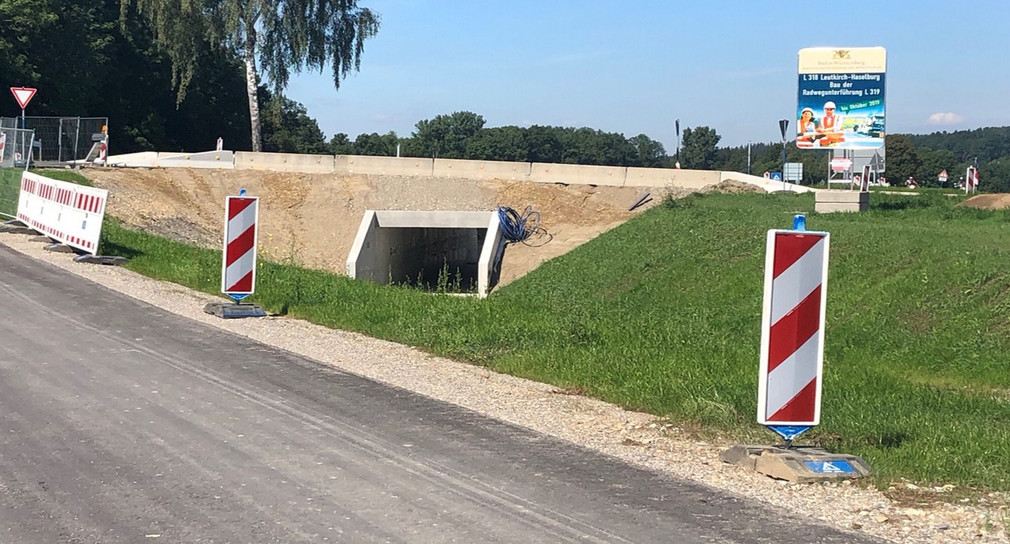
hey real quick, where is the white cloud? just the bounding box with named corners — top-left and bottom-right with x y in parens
top-left (927, 112), bottom-right (963, 124)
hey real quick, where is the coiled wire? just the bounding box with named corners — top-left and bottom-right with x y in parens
top-left (497, 205), bottom-right (550, 246)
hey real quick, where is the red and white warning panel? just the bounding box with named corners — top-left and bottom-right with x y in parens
top-left (16, 171), bottom-right (108, 255)
top-left (221, 195), bottom-right (259, 297)
top-left (757, 229), bottom-right (830, 426)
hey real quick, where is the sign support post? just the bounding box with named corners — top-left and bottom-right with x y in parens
top-left (778, 119), bottom-right (789, 191)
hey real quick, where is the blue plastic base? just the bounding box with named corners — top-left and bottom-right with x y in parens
top-left (766, 425), bottom-right (811, 442)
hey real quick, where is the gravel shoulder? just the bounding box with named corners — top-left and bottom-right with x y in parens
top-left (0, 230), bottom-right (1006, 544)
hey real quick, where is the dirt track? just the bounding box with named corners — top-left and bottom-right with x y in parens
top-left (82, 168), bottom-right (698, 286)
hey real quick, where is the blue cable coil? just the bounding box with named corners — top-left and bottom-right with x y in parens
top-left (497, 205), bottom-right (541, 244)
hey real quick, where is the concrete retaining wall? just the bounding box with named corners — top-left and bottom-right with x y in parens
top-left (135, 150), bottom-right (818, 194)
top-left (529, 163), bottom-right (627, 186)
top-left (625, 168), bottom-right (720, 189)
top-left (104, 151), bottom-right (160, 168)
top-left (158, 150), bottom-right (235, 169)
top-left (235, 152), bottom-right (335, 173)
top-left (339, 155), bottom-right (434, 177)
top-left (433, 159), bottom-right (530, 180)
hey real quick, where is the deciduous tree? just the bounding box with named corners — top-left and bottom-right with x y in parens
top-left (122, 0), bottom-right (380, 152)
top-left (680, 126), bottom-right (721, 169)
top-left (412, 111), bottom-right (485, 158)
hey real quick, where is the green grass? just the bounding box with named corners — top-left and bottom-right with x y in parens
top-left (0, 167), bottom-right (23, 216)
top-left (0, 168), bottom-right (94, 217)
top-left (96, 190), bottom-right (1010, 494)
top-left (32, 168), bottom-right (94, 186)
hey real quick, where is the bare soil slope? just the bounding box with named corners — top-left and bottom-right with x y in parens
top-left (959, 193), bottom-right (1010, 210)
top-left (82, 168), bottom-right (758, 286)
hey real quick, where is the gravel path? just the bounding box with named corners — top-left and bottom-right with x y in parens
top-left (1, 231), bottom-right (1005, 544)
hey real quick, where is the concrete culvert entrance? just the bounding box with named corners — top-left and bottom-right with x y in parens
top-left (346, 210), bottom-right (504, 297)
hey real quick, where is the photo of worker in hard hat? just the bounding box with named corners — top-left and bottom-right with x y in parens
top-left (796, 107), bottom-right (825, 148)
top-left (815, 101), bottom-right (845, 146)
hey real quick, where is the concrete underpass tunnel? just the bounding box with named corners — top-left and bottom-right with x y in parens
top-left (346, 210), bottom-right (505, 297)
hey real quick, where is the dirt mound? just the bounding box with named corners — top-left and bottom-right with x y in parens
top-left (83, 168), bottom-right (682, 286)
top-left (959, 193), bottom-right (1010, 210)
top-left (700, 179), bottom-right (766, 194)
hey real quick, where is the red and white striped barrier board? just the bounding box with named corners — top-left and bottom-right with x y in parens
top-left (221, 195), bottom-right (259, 297)
top-left (16, 171), bottom-right (108, 255)
top-left (757, 230), bottom-right (830, 426)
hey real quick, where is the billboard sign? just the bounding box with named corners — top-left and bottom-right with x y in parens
top-left (797, 47), bottom-right (886, 150)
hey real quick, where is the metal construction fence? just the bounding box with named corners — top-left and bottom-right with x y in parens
top-left (0, 127), bottom-right (35, 168)
top-left (0, 117), bottom-right (107, 166)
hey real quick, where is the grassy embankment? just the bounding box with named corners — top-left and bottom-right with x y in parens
top-left (11, 169), bottom-right (1010, 495)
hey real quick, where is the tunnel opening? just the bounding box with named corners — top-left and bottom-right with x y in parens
top-left (346, 210), bottom-right (504, 297)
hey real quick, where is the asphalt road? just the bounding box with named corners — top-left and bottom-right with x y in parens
top-left (0, 245), bottom-right (881, 543)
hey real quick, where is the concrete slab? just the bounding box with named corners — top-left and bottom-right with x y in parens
top-left (625, 167), bottom-right (720, 189)
top-left (102, 151), bottom-right (161, 167)
top-left (720, 445), bottom-right (871, 483)
top-left (815, 190), bottom-right (869, 213)
top-left (73, 254), bottom-right (130, 266)
top-left (433, 159), bottom-right (530, 180)
top-left (158, 150), bottom-right (235, 169)
top-left (340, 156), bottom-right (433, 176)
top-left (203, 302), bottom-right (267, 319)
top-left (530, 163), bottom-right (626, 186)
top-left (235, 152), bottom-right (334, 173)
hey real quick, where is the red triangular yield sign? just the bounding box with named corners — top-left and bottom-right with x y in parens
top-left (10, 87), bottom-right (37, 109)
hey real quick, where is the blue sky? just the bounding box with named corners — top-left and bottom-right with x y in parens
top-left (283, 0), bottom-right (1010, 152)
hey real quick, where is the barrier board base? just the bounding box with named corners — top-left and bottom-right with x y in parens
top-left (0, 223), bottom-right (36, 235)
top-left (44, 242), bottom-right (75, 253)
top-left (73, 254), bottom-right (131, 266)
top-left (720, 445), bottom-right (871, 483)
top-left (203, 302), bottom-right (267, 319)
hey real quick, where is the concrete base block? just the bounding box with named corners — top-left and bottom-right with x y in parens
top-left (815, 190), bottom-right (869, 213)
top-left (31, 235), bottom-right (55, 243)
top-left (203, 302), bottom-right (267, 319)
top-left (720, 445), bottom-right (871, 483)
top-left (73, 254), bottom-right (131, 266)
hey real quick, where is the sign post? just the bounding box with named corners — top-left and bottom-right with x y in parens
top-left (674, 119), bottom-right (681, 169)
top-left (204, 188), bottom-right (266, 318)
top-left (778, 119), bottom-right (789, 191)
top-left (10, 87), bottom-right (36, 165)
